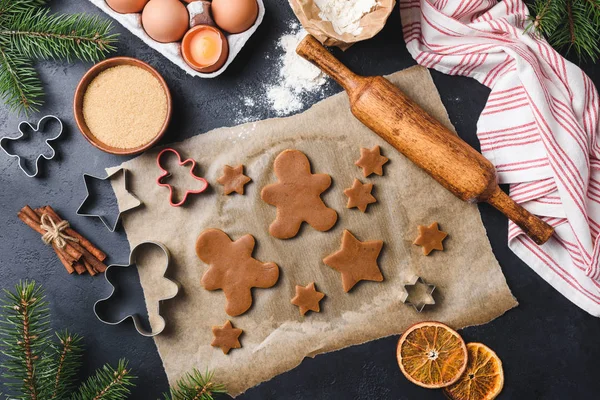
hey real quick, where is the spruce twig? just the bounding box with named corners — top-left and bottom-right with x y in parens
top-left (48, 331), bottom-right (83, 400)
top-left (164, 369), bottom-right (227, 400)
top-left (71, 360), bottom-right (135, 400)
top-left (0, 0), bottom-right (117, 115)
top-left (0, 282), bottom-right (135, 400)
top-left (0, 281), bottom-right (50, 400)
top-left (529, 0), bottom-right (600, 61)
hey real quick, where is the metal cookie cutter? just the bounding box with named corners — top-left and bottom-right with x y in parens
top-left (94, 241), bottom-right (180, 337)
top-left (156, 148), bottom-right (209, 207)
top-left (402, 276), bottom-right (436, 312)
top-left (77, 168), bottom-right (142, 232)
top-left (0, 115), bottom-right (63, 178)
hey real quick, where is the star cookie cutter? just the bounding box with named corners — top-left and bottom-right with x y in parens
top-left (156, 148), bottom-right (209, 207)
top-left (94, 241), bottom-right (180, 337)
top-left (402, 276), bottom-right (436, 312)
top-left (0, 115), bottom-right (63, 178)
top-left (77, 168), bottom-right (142, 232)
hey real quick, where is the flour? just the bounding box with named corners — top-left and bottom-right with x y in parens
top-left (233, 23), bottom-right (329, 122)
top-left (314, 0), bottom-right (378, 36)
top-left (266, 27), bottom-right (327, 115)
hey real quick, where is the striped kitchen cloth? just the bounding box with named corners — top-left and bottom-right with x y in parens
top-left (400, 0), bottom-right (600, 316)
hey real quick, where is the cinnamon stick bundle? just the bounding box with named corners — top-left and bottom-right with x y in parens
top-left (17, 205), bottom-right (108, 276)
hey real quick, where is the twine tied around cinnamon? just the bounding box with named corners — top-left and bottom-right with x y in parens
top-left (40, 213), bottom-right (79, 249)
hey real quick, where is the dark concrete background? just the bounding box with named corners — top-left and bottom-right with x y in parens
top-left (1, 1), bottom-right (599, 399)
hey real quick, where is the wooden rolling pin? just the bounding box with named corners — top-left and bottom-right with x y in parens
top-left (297, 35), bottom-right (553, 245)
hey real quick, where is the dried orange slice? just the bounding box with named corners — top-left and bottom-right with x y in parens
top-left (396, 321), bottom-right (468, 389)
top-left (443, 343), bottom-right (504, 400)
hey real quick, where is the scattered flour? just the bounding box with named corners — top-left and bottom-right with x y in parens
top-left (314, 0), bottom-right (378, 36)
top-left (233, 23), bottom-right (329, 123)
top-left (266, 28), bottom-right (327, 115)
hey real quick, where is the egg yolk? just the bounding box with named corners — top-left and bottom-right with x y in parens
top-left (189, 31), bottom-right (222, 67)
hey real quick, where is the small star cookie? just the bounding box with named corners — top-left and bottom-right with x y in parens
top-left (291, 282), bottom-right (325, 316)
top-left (211, 320), bottom-right (242, 354)
top-left (344, 179), bottom-right (377, 212)
top-left (413, 222), bottom-right (448, 255)
top-left (323, 230), bottom-right (384, 292)
top-left (355, 145), bottom-right (389, 177)
top-left (217, 164), bottom-right (252, 195)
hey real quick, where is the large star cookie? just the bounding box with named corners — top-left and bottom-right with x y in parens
top-left (344, 179), bottom-right (377, 212)
top-left (196, 229), bottom-right (279, 316)
top-left (291, 282), bottom-right (325, 316)
top-left (323, 230), bottom-right (384, 292)
top-left (413, 222), bottom-right (448, 255)
top-left (217, 164), bottom-right (252, 195)
top-left (261, 149), bottom-right (338, 239)
top-left (211, 320), bottom-right (243, 354)
top-left (355, 145), bottom-right (389, 177)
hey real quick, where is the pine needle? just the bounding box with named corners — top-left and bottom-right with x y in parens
top-left (0, 281), bottom-right (51, 400)
top-left (530, 0), bottom-right (600, 61)
top-left (0, 9), bottom-right (118, 62)
top-left (164, 369), bottom-right (227, 400)
top-left (71, 360), bottom-right (135, 400)
top-left (0, 0), bottom-right (117, 115)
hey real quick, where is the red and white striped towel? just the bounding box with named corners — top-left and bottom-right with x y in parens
top-left (400, 0), bottom-right (600, 316)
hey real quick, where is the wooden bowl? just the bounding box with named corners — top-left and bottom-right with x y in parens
top-left (73, 57), bottom-right (172, 156)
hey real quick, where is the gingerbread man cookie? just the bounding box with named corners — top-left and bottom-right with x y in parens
top-left (196, 229), bottom-right (279, 316)
top-left (261, 150), bottom-right (338, 239)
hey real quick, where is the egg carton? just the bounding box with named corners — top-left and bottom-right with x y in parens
top-left (88, 0), bottom-right (265, 78)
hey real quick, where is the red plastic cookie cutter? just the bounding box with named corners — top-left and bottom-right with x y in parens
top-left (156, 148), bottom-right (209, 207)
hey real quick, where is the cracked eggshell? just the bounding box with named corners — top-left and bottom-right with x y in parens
top-left (188, 1), bottom-right (216, 28)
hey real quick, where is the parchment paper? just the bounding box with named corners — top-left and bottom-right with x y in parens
top-left (110, 66), bottom-right (517, 396)
top-left (289, 0), bottom-right (396, 50)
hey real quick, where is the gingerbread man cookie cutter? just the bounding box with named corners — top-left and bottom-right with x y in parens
top-left (156, 148), bottom-right (209, 207)
top-left (94, 241), bottom-right (180, 337)
top-left (0, 115), bottom-right (63, 178)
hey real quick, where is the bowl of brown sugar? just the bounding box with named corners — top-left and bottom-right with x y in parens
top-left (74, 57), bottom-right (172, 155)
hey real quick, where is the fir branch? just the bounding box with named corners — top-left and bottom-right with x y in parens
top-left (164, 369), bottom-right (227, 400)
top-left (0, 9), bottom-right (118, 62)
top-left (47, 331), bottom-right (83, 400)
top-left (529, 0), bottom-right (600, 61)
top-left (0, 281), bottom-right (51, 400)
top-left (0, 0), bottom-right (47, 17)
top-left (0, 48), bottom-right (43, 114)
top-left (71, 360), bottom-right (135, 400)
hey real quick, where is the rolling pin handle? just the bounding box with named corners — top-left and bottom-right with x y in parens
top-left (296, 35), bottom-right (362, 93)
top-left (486, 186), bottom-right (554, 245)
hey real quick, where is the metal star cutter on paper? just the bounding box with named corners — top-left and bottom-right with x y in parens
top-left (402, 276), bottom-right (436, 312)
top-left (0, 115), bottom-right (63, 178)
top-left (77, 168), bottom-right (142, 232)
top-left (94, 241), bottom-right (180, 337)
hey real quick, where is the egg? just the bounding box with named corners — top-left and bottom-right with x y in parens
top-left (106, 0), bottom-right (149, 13)
top-left (212, 0), bottom-right (258, 34)
top-left (142, 0), bottom-right (189, 43)
top-left (181, 25), bottom-right (229, 73)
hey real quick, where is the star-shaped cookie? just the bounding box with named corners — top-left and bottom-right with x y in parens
top-left (355, 145), bottom-right (389, 177)
top-left (344, 179), bottom-right (377, 212)
top-left (323, 230), bottom-right (384, 292)
top-left (291, 282), bottom-right (325, 316)
top-left (211, 320), bottom-right (243, 354)
top-left (217, 164), bottom-right (252, 195)
top-left (413, 222), bottom-right (448, 255)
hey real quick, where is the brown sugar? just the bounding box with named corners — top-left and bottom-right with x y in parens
top-left (82, 65), bottom-right (167, 149)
